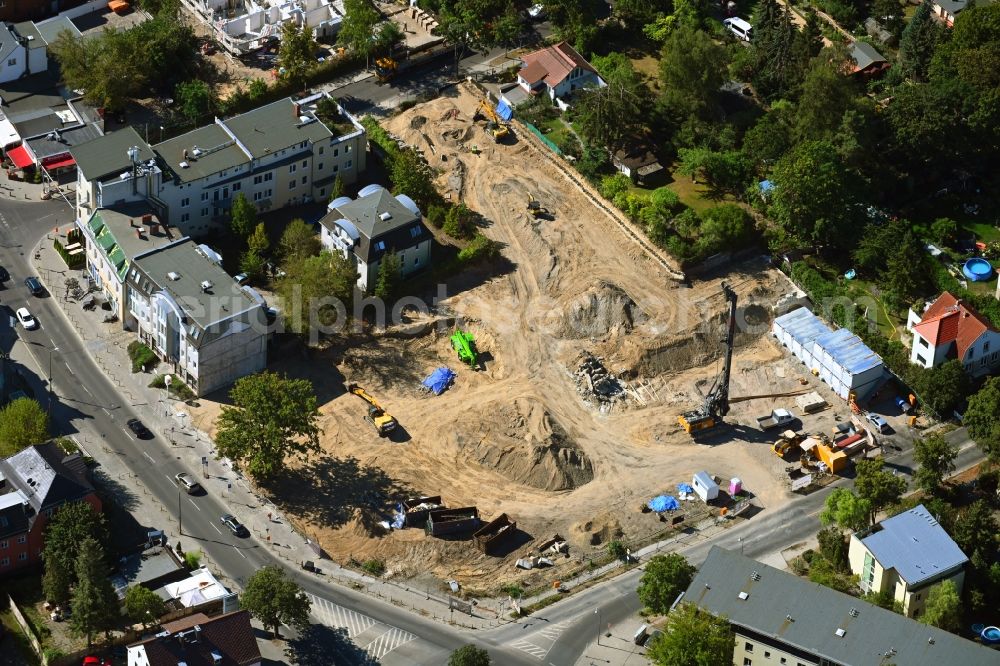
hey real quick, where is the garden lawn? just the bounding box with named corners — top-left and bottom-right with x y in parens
top-left (534, 116), bottom-right (573, 148)
top-left (665, 164), bottom-right (728, 214)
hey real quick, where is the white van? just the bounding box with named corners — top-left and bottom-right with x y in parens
top-left (724, 17), bottom-right (754, 41)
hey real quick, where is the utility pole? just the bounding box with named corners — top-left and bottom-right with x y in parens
top-left (178, 486), bottom-right (183, 536)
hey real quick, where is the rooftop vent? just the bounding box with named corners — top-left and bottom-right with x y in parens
top-left (750, 571), bottom-right (761, 582)
top-left (191, 146), bottom-right (203, 157)
top-left (379, 211), bottom-right (392, 221)
top-left (737, 591), bottom-right (749, 600)
top-left (179, 161), bottom-right (189, 169)
top-left (167, 272), bottom-right (180, 281)
top-left (200, 280), bottom-right (213, 292)
top-left (835, 628), bottom-right (846, 638)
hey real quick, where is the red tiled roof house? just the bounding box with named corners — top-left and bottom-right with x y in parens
top-left (906, 292), bottom-right (1000, 376)
top-left (514, 41), bottom-right (604, 102)
top-left (0, 443), bottom-right (101, 576)
top-left (127, 610), bottom-right (261, 666)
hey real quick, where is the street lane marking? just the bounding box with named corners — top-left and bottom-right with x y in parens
top-left (211, 523), bottom-right (222, 534)
top-left (362, 626), bottom-right (417, 660)
top-left (307, 593), bottom-right (375, 637)
top-left (187, 498), bottom-right (201, 512)
top-left (143, 451), bottom-right (155, 463)
top-left (234, 546), bottom-right (247, 559)
top-left (510, 640), bottom-right (548, 659)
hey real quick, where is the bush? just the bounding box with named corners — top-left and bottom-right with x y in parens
top-left (184, 550), bottom-right (201, 569)
top-left (127, 341), bottom-right (159, 373)
top-left (361, 559), bottom-right (386, 576)
top-left (607, 539), bottom-right (628, 561)
top-left (443, 203), bottom-right (476, 240)
top-left (53, 238), bottom-right (85, 270)
top-left (458, 233), bottom-right (502, 264)
top-left (426, 204), bottom-right (447, 228)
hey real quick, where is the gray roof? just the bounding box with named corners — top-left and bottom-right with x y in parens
top-left (27, 120), bottom-right (102, 159)
top-left (12, 22), bottom-right (45, 49)
top-left (222, 97), bottom-right (332, 159)
top-left (110, 546), bottom-right (185, 599)
top-left (87, 205), bottom-right (181, 262)
top-left (71, 126), bottom-right (154, 181)
top-left (684, 546), bottom-right (999, 666)
top-left (330, 188), bottom-right (419, 239)
top-left (0, 443), bottom-right (93, 517)
top-left (0, 74), bottom-right (72, 140)
top-left (935, 0), bottom-right (966, 13)
top-left (154, 122), bottom-right (249, 184)
top-left (33, 15), bottom-right (82, 44)
top-left (850, 41), bottom-right (887, 71)
top-left (860, 504), bottom-right (968, 587)
top-left (132, 239), bottom-right (264, 343)
top-left (0, 22), bottom-right (18, 58)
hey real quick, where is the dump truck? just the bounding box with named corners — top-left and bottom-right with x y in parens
top-left (772, 430), bottom-right (804, 460)
top-left (757, 408), bottom-right (794, 431)
top-left (451, 329), bottom-right (478, 366)
top-left (347, 383), bottom-right (397, 436)
top-left (374, 57), bottom-right (397, 83)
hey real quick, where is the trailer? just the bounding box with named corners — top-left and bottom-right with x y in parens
top-left (473, 513), bottom-right (517, 555)
top-left (692, 471), bottom-right (719, 503)
top-left (402, 495), bottom-right (443, 527)
top-left (426, 507), bottom-right (480, 537)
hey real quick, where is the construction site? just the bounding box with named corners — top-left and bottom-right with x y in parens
top-left (191, 83), bottom-right (886, 592)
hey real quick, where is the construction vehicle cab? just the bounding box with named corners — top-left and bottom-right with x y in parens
top-left (347, 383), bottom-right (398, 436)
top-left (474, 100), bottom-right (510, 142)
top-left (678, 283), bottom-right (738, 436)
top-left (527, 195), bottom-right (554, 220)
top-left (451, 329), bottom-right (478, 366)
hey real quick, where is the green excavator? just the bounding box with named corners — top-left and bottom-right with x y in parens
top-left (451, 329), bottom-right (478, 367)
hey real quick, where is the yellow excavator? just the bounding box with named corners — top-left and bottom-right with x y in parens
top-left (347, 383), bottom-right (397, 436)
top-left (375, 57), bottom-right (397, 84)
top-left (527, 195), bottom-right (553, 220)
top-left (474, 99), bottom-right (510, 143)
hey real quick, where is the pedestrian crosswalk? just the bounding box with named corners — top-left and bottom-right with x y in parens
top-left (510, 639), bottom-right (549, 658)
top-left (509, 619), bottom-right (574, 660)
top-left (305, 592), bottom-right (417, 660)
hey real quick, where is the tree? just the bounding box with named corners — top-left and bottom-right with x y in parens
top-left (124, 585), bottom-right (166, 628)
top-left (373, 20), bottom-right (405, 57)
top-left (443, 203), bottom-right (476, 240)
top-left (69, 538), bottom-right (118, 646)
top-left (240, 250), bottom-right (267, 282)
top-left (794, 58), bottom-right (858, 144)
top-left (965, 377), bottom-right (1000, 462)
top-left (820, 487), bottom-right (871, 532)
top-left (374, 251), bottom-right (402, 300)
top-left (816, 525), bottom-right (849, 570)
top-left (807, 556), bottom-right (853, 593)
top-left (951, 500), bottom-right (999, 566)
top-left (241, 566), bottom-right (311, 638)
top-left (215, 372), bottom-right (321, 480)
top-left (855, 458), bottom-right (907, 527)
top-left (42, 501), bottom-right (108, 604)
top-left (276, 251), bottom-right (357, 337)
top-left (658, 26), bottom-right (727, 118)
top-left (338, 0), bottom-right (380, 67)
top-left (389, 149), bottom-right (440, 209)
top-left (882, 230), bottom-right (934, 307)
top-left (574, 58), bottom-right (648, 152)
top-left (913, 433), bottom-right (958, 494)
top-left (492, 7), bottom-right (522, 56)
top-left (448, 644), bottom-right (491, 666)
top-left (176, 79), bottom-right (216, 125)
top-left (278, 22), bottom-right (317, 89)
top-left (330, 172), bottom-right (346, 200)
top-left (697, 204), bottom-right (752, 255)
top-left (638, 553), bottom-right (697, 614)
top-left (0, 397), bottom-right (49, 457)
top-left (769, 140), bottom-right (863, 253)
top-left (872, 0), bottom-right (903, 36)
top-left (930, 217), bottom-right (958, 247)
top-left (230, 193), bottom-right (258, 241)
top-left (898, 1), bottom-right (941, 82)
top-left (920, 580), bottom-right (961, 631)
top-left (247, 223), bottom-right (270, 256)
top-left (279, 218), bottom-right (321, 262)
top-left (749, 0), bottom-right (805, 99)
top-left (647, 603), bottom-right (733, 666)
top-left (248, 78), bottom-right (269, 100)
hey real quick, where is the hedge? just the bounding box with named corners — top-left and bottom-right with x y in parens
top-left (127, 341), bottom-right (159, 373)
top-left (54, 238), bottom-right (85, 270)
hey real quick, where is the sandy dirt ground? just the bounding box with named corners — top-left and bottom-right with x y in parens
top-left (190, 83), bottom-right (841, 592)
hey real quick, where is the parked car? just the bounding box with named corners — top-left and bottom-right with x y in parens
top-left (174, 472), bottom-right (202, 494)
top-left (221, 514), bottom-right (249, 537)
top-left (126, 418), bottom-right (152, 439)
top-left (16, 307), bottom-right (37, 330)
top-left (24, 276), bottom-right (44, 296)
top-left (866, 412), bottom-right (891, 434)
top-left (723, 16), bottom-right (753, 41)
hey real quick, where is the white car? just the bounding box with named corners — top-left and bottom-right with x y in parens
top-left (16, 307), bottom-right (37, 330)
top-left (866, 412), bottom-right (890, 434)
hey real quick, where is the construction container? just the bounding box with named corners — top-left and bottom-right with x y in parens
top-left (816, 444), bottom-right (848, 474)
top-left (402, 495), bottom-right (443, 527)
top-left (426, 507), bottom-right (480, 537)
top-left (796, 391), bottom-right (828, 413)
top-left (692, 471), bottom-right (719, 503)
top-left (473, 513), bottom-right (517, 555)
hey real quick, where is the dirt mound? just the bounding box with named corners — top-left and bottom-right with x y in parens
top-left (449, 398), bottom-right (593, 491)
top-left (410, 115), bottom-right (427, 129)
top-left (572, 512), bottom-right (624, 546)
top-left (562, 281), bottom-right (645, 339)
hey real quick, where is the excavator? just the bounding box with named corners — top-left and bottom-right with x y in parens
top-left (527, 195), bottom-right (554, 220)
top-left (678, 282), bottom-right (738, 436)
top-left (451, 328), bottom-right (478, 366)
top-left (375, 57), bottom-right (397, 84)
top-left (473, 99), bottom-right (510, 143)
top-left (347, 383), bottom-right (397, 436)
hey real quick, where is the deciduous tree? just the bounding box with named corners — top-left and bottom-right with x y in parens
top-left (338, 0), bottom-right (380, 66)
top-left (819, 487), bottom-right (871, 532)
top-left (276, 251), bottom-right (357, 337)
top-left (638, 553), bottom-right (697, 614)
top-left (230, 193), bottom-right (258, 241)
top-left (574, 58), bottom-right (648, 151)
top-left (215, 372), bottom-right (321, 480)
top-left (855, 458), bottom-right (907, 527)
top-left (647, 603), bottom-right (733, 666)
top-left (913, 433), bottom-right (958, 494)
top-left (124, 585), bottom-right (167, 628)
top-left (279, 219), bottom-right (321, 262)
top-left (0, 397), bottom-right (49, 457)
top-left (278, 22), bottom-right (317, 89)
top-left (42, 501), bottom-right (108, 604)
top-left (964, 377), bottom-right (1000, 462)
top-left (247, 223), bottom-right (271, 256)
top-left (241, 566), bottom-right (311, 638)
top-left (176, 79), bottom-right (216, 125)
top-left (70, 537), bottom-right (118, 646)
top-left (659, 25), bottom-right (727, 118)
top-left (920, 580), bottom-right (961, 631)
top-left (448, 645), bottom-right (491, 666)
top-left (951, 500), bottom-right (998, 566)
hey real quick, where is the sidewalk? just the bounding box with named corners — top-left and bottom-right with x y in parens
top-left (0, 168), bottom-right (76, 206)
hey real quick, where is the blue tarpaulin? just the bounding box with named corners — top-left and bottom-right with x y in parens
top-left (496, 100), bottom-right (513, 121)
top-left (677, 483), bottom-right (694, 494)
top-left (422, 367), bottom-right (456, 395)
top-left (648, 495), bottom-right (680, 512)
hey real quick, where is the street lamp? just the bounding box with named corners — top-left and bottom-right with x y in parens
top-left (594, 609), bottom-right (602, 647)
top-left (177, 484), bottom-right (183, 536)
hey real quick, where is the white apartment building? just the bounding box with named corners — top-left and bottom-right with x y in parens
top-left (72, 94), bottom-right (366, 237)
top-left (127, 238), bottom-right (268, 396)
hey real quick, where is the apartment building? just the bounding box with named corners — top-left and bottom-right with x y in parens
top-left (72, 94), bottom-right (365, 237)
top-left (127, 239), bottom-right (268, 396)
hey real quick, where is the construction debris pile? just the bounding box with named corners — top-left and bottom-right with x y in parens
top-left (574, 352), bottom-right (626, 404)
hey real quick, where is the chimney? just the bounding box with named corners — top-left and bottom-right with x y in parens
top-left (294, 102), bottom-right (301, 117)
top-left (129, 218), bottom-right (135, 227)
top-left (142, 213), bottom-right (153, 225)
top-left (182, 148), bottom-right (188, 161)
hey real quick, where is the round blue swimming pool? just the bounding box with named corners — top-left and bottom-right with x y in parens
top-left (962, 257), bottom-right (995, 282)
